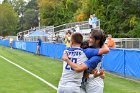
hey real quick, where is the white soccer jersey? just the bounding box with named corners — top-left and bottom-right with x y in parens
top-left (59, 47), bottom-right (88, 87)
top-left (85, 62), bottom-right (104, 93)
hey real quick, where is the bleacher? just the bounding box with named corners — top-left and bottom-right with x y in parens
top-left (17, 20), bottom-right (100, 43)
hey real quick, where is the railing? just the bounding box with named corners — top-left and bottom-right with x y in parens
top-left (111, 38), bottom-right (140, 49)
top-left (0, 36), bottom-right (17, 40)
top-left (18, 20), bottom-right (100, 43)
top-left (52, 20), bottom-right (100, 42)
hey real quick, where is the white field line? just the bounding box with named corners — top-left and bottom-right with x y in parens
top-left (0, 55), bottom-right (57, 90)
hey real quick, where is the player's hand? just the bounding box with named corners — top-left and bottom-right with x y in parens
top-left (99, 69), bottom-right (105, 75)
top-left (91, 69), bottom-right (99, 78)
top-left (91, 69), bottom-right (98, 74)
top-left (62, 52), bottom-right (69, 62)
top-left (100, 69), bottom-right (105, 79)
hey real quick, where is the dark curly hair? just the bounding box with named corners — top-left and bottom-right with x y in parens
top-left (81, 40), bottom-right (89, 49)
top-left (90, 29), bottom-right (106, 48)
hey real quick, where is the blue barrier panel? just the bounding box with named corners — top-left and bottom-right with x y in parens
top-left (13, 41), bottom-right (37, 53)
top-left (41, 43), bottom-right (66, 59)
top-left (0, 40), bottom-right (10, 47)
top-left (52, 43), bottom-right (66, 59)
top-left (13, 41), bottom-right (27, 51)
top-left (26, 42), bottom-right (37, 53)
top-left (13, 41), bottom-right (66, 59)
top-left (40, 42), bottom-right (48, 56)
top-left (1, 40), bottom-right (140, 78)
top-left (102, 48), bottom-right (125, 75)
top-left (125, 50), bottom-right (140, 78)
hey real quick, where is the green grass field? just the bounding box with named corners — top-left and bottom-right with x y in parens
top-left (0, 46), bottom-right (140, 93)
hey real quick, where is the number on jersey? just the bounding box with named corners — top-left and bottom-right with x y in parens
top-left (65, 58), bottom-right (77, 70)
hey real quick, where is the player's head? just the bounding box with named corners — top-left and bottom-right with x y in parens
top-left (37, 37), bottom-right (40, 40)
top-left (107, 34), bottom-right (112, 40)
top-left (71, 32), bottom-right (83, 45)
top-left (81, 41), bottom-right (89, 49)
top-left (88, 29), bottom-right (106, 48)
top-left (90, 14), bottom-right (93, 18)
top-left (67, 30), bottom-right (71, 36)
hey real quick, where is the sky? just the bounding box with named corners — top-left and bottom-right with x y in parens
top-left (0, 0), bottom-right (3, 3)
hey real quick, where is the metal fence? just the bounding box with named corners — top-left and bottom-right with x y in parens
top-left (0, 36), bottom-right (17, 40)
top-left (53, 20), bottom-right (100, 42)
top-left (112, 38), bottom-right (140, 49)
top-left (17, 20), bottom-right (99, 43)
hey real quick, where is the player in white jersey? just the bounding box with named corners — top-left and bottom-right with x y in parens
top-left (63, 30), bottom-right (108, 93)
top-left (57, 33), bottom-right (109, 93)
top-left (83, 62), bottom-right (104, 93)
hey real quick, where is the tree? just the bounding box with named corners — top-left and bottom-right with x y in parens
top-left (23, 0), bottom-right (39, 29)
top-left (11, 0), bottom-right (26, 15)
top-left (10, 0), bottom-right (26, 32)
top-left (1, 0), bottom-right (140, 37)
top-left (73, 0), bottom-right (140, 37)
top-left (11, 0), bottom-right (39, 31)
top-left (2, 0), bottom-right (11, 4)
top-left (0, 3), bottom-right (18, 36)
top-left (23, 9), bottom-right (39, 29)
top-left (38, 0), bottom-right (79, 26)
top-left (25, 0), bottom-right (38, 10)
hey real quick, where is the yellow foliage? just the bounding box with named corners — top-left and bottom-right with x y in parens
top-left (75, 13), bottom-right (87, 22)
top-left (130, 16), bottom-right (137, 27)
top-left (38, 0), bottom-right (59, 8)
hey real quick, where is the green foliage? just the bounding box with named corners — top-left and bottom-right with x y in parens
top-left (25, 0), bottom-right (38, 10)
top-left (39, 0), bottom-right (79, 26)
top-left (23, 9), bottom-right (39, 29)
top-left (11, 0), bottom-right (39, 32)
top-left (0, 0), bottom-right (140, 37)
top-left (2, 0), bottom-right (11, 4)
top-left (0, 3), bottom-right (18, 36)
top-left (73, 0), bottom-right (140, 37)
top-left (11, 0), bottom-right (26, 15)
top-left (126, 22), bottom-right (140, 38)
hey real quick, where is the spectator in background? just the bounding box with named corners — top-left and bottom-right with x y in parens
top-left (75, 25), bottom-right (80, 33)
top-left (36, 38), bottom-right (42, 55)
top-left (107, 34), bottom-right (116, 48)
top-left (17, 34), bottom-right (21, 40)
top-left (88, 15), bottom-right (93, 29)
top-left (9, 37), bottom-right (13, 49)
top-left (71, 27), bottom-right (76, 32)
top-left (64, 30), bottom-right (71, 47)
top-left (92, 14), bottom-right (97, 29)
top-left (33, 27), bottom-right (36, 31)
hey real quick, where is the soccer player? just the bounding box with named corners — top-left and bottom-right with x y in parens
top-left (63, 30), bottom-right (107, 93)
top-left (57, 32), bottom-right (109, 93)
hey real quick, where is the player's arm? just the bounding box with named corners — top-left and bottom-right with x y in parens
top-left (85, 44), bottom-right (109, 58)
top-left (62, 53), bottom-right (101, 72)
top-left (62, 53), bottom-right (87, 72)
top-left (98, 44), bottom-right (109, 55)
top-left (84, 56), bottom-right (102, 70)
